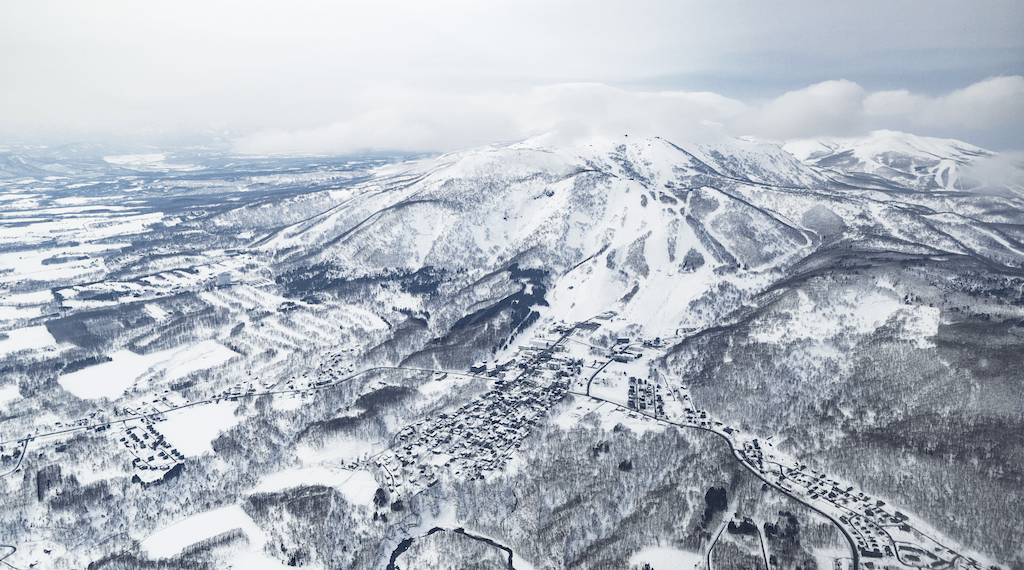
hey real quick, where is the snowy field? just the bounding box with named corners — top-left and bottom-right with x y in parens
top-left (158, 403), bottom-right (242, 456)
top-left (748, 288), bottom-right (942, 350)
top-left (104, 153), bottom-right (205, 172)
top-left (551, 396), bottom-right (666, 435)
top-left (628, 546), bottom-right (703, 570)
top-left (0, 325), bottom-right (58, 358)
top-left (139, 504), bottom-right (265, 560)
top-left (254, 466), bottom-right (379, 505)
top-left (58, 341), bottom-right (237, 400)
top-left (0, 384), bottom-right (20, 408)
top-left (298, 434), bottom-right (385, 464)
top-left (59, 349), bottom-right (168, 399)
top-left (163, 340), bottom-right (238, 382)
top-left (0, 290), bottom-right (53, 322)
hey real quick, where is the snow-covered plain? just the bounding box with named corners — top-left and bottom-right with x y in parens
top-left (254, 466), bottom-right (378, 505)
top-left (0, 325), bottom-right (58, 358)
top-left (139, 504), bottom-right (265, 559)
top-left (158, 403), bottom-right (242, 456)
top-left (58, 349), bottom-right (164, 399)
top-left (57, 341), bottom-right (237, 399)
top-left (628, 546), bottom-right (703, 570)
top-left (0, 384), bottom-right (19, 407)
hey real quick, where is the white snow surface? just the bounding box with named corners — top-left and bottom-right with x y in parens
top-left (58, 341), bottom-right (237, 400)
top-left (139, 504), bottom-right (265, 560)
top-left (0, 290), bottom-right (53, 322)
top-left (551, 395), bottom-right (665, 436)
top-left (0, 384), bottom-right (20, 407)
top-left (783, 130), bottom-right (992, 191)
top-left (163, 340), bottom-right (238, 382)
top-left (748, 287), bottom-right (941, 351)
top-left (628, 546), bottom-right (703, 570)
top-left (158, 403), bottom-right (242, 456)
top-left (255, 467), bottom-right (379, 504)
top-left (143, 303), bottom-right (169, 321)
top-left (0, 325), bottom-right (58, 357)
top-left (298, 434), bottom-right (384, 464)
top-left (1, 290), bottom-right (53, 305)
top-left (58, 349), bottom-right (164, 399)
top-left (104, 153), bottom-right (204, 172)
top-left (784, 130), bottom-right (988, 165)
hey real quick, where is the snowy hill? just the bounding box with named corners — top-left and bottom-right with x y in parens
top-left (254, 133), bottom-right (1024, 348)
top-left (783, 129), bottom-right (995, 191)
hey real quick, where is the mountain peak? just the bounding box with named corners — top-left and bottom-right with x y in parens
top-left (782, 130), bottom-right (995, 191)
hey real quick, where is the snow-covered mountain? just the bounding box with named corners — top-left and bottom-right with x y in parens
top-left (783, 129), bottom-right (996, 191)
top-left (245, 132), bottom-right (1024, 348)
top-left (1, 131), bottom-right (1022, 570)
top-left (250, 133), bottom-right (1024, 567)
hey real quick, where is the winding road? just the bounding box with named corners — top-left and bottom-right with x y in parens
top-left (569, 385), bottom-right (861, 570)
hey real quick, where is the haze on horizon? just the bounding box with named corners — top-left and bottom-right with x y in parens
top-left (1, 0), bottom-right (1022, 153)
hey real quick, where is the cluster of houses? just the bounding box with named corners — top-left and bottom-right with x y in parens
top-left (219, 382), bottom-right (257, 402)
top-left (627, 376), bottom-right (663, 416)
top-left (68, 313), bottom-right (981, 570)
top-left (118, 418), bottom-right (183, 483)
top-left (738, 440), bottom-right (979, 569)
top-left (595, 332), bottom-right (977, 570)
top-left (51, 411), bottom-right (102, 430)
top-left (373, 328), bottom-right (584, 497)
top-left (219, 348), bottom-right (356, 402)
top-left (611, 337), bottom-right (645, 363)
top-left (374, 377), bottom-right (572, 496)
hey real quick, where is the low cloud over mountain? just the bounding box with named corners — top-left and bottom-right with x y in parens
top-left (235, 77), bottom-right (1024, 155)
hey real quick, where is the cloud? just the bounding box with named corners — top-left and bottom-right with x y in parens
top-left (722, 76), bottom-right (1023, 148)
top-left (233, 77), bottom-right (1024, 154)
top-left (728, 80), bottom-right (867, 140)
top-left (960, 150), bottom-right (1024, 196)
top-left (865, 75), bottom-right (1024, 129)
top-left (517, 85), bottom-right (745, 142)
top-left (235, 84), bottom-right (746, 154)
top-left (234, 91), bottom-right (522, 155)
top-left (3, 0), bottom-right (1021, 150)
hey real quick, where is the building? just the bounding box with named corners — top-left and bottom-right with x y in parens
top-left (216, 272), bottom-right (231, 287)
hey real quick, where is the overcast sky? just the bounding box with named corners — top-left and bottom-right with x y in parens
top-left (1, 0), bottom-right (1022, 152)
